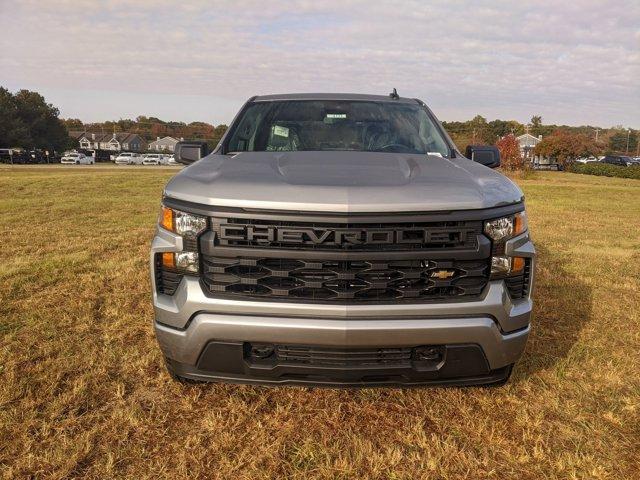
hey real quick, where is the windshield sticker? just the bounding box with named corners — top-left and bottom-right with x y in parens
top-left (427, 152), bottom-right (443, 157)
top-left (273, 125), bottom-right (289, 137)
top-left (326, 113), bottom-right (347, 119)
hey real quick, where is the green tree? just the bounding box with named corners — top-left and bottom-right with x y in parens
top-left (530, 115), bottom-right (543, 136)
top-left (0, 88), bottom-right (71, 150)
top-left (608, 130), bottom-right (637, 154)
top-left (62, 118), bottom-right (84, 130)
top-left (0, 87), bottom-right (30, 147)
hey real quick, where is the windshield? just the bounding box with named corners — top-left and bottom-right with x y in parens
top-left (224, 100), bottom-right (451, 156)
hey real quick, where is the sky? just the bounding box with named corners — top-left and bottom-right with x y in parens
top-left (1, 0), bottom-right (638, 128)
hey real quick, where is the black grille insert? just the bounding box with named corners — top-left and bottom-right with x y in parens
top-left (273, 345), bottom-right (413, 367)
top-left (202, 256), bottom-right (490, 302)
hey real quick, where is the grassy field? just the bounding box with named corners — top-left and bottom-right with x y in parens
top-left (1, 165), bottom-right (638, 479)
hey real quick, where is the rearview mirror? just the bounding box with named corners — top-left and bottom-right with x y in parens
top-left (174, 141), bottom-right (209, 165)
top-left (465, 145), bottom-right (501, 169)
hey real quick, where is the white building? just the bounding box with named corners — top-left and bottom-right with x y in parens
top-left (77, 132), bottom-right (146, 152)
top-left (149, 136), bottom-right (181, 152)
top-left (516, 133), bottom-right (542, 161)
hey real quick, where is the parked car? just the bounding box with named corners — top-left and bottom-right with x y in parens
top-left (79, 149), bottom-right (113, 163)
top-left (166, 154), bottom-right (179, 165)
top-left (151, 92), bottom-right (536, 387)
top-left (115, 152), bottom-right (143, 165)
top-left (0, 148), bottom-right (16, 164)
top-left (61, 152), bottom-right (94, 165)
top-left (574, 157), bottom-right (599, 164)
top-left (532, 157), bottom-right (563, 171)
top-left (142, 153), bottom-right (168, 165)
top-left (600, 155), bottom-right (633, 167)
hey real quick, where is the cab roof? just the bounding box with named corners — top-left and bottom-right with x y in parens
top-left (252, 93), bottom-right (419, 104)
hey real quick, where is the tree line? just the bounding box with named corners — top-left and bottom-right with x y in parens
top-left (2, 87), bottom-right (637, 160)
top-left (442, 115), bottom-right (638, 159)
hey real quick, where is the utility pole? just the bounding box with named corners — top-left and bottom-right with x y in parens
top-left (626, 129), bottom-right (631, 154)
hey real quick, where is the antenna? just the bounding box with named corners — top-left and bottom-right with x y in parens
top-left (389, 88), bottom-right (399, 100)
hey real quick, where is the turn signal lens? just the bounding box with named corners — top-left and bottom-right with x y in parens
top-left (513, 212), bottom-right (528, 237)
top-left (512, 256), bottom-right (525, 272)
top-left (160, 206), bottom-right (174, 231)
top-left (161, 251), bottom-right (175, 268)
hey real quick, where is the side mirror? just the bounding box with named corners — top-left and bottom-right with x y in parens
top-left (465, 145), bottom-right (501, 169)
top-left (174, 141), bottom-right (209, 165)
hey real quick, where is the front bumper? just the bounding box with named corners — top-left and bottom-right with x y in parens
top-left (151, 227), bottom-right (535, 387)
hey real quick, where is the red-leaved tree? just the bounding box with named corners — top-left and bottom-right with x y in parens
top-left (495, 134), bottom-right (524, 171)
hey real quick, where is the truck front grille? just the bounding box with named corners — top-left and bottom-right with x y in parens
top-left (197, 211), bottom-right (493, 304)
top-left (201, 256), bottom-right (489, 302)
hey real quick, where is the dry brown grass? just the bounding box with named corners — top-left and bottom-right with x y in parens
top-left (1, 165), bottom-right (639, 479)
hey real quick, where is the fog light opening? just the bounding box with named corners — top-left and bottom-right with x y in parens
top-left (414, 346), bottom-right (442, 362)
top-left (250, 344), bottom-right (275, 360)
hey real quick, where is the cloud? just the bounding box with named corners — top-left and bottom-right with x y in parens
top-left (0, 0), bottom-right (638, 126)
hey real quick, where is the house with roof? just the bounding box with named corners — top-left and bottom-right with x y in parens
top-left (516, 133), bottom-right (542, 160)
top-left (77, 132), bottom-right (147, 152)
top-left (149, 136), bottom-right (181, 152)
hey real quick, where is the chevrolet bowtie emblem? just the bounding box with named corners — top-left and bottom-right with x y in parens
top-left (431, 270), bottom-right (455, 279)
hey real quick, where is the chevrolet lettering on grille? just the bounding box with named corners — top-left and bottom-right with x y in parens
top-left (218, 224), bottom-right (471, 246)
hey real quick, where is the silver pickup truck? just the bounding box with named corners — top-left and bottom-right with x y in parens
top-left (150, 93), bottom-right (535, 387)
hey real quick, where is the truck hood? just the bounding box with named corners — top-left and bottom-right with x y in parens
top-left (164, 151), bottom-right (524, 213)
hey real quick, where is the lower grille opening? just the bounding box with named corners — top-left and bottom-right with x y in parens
top-left (246, 343), bottom-right (446, 368)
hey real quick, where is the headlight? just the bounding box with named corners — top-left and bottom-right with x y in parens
top-left (160, 251), bottom-right (199, 273)
top-left (484, 211), bottom-right (527, 242)
top-left (160, 206), bottom-right (207, 238)
top-left (158, 206), bottom-right (206, 277)
top-left (484, 212), bottom-right (528, 277)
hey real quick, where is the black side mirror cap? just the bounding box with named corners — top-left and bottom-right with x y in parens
top-left (465, 145), bottom-right (501, 168)
top-left (174, 141), bottom-right (209, 165)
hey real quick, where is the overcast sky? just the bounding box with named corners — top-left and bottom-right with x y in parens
top-left (1, 0), bottom-right (638, 127)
